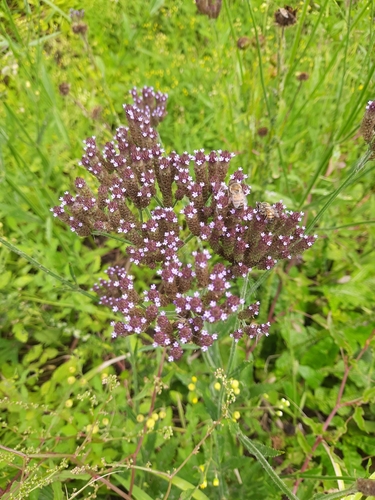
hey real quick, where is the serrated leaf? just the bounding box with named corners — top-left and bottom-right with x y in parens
top-left (353, 407), bottom-right (366, 432)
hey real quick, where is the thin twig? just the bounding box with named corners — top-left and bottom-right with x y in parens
top-left (293, 329), bottom-right (375, 494)
top-left (128, 349), bottom-right (166, 496)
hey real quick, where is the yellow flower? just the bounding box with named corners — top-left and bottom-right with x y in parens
top-left (231, 379), bottom-right (239, 389)
top-left (159, 410), bottom-right (167, 419)
top-left (200, 480), bottom-right (207, 489)
top-left (188, 383), bottom-right (196, 391)
top-left (67, 376), bottom-right (76, 385)
top-left (192, 397), bottom-right (198, 404)
top-left (136, 414), bottom-right (145, 423)
top-left (65, 399), bottom-right (73, 408)
top-left (214, 382), bottom-right (221, 391)
top-left (233, 411), bottom-right (240, 420)
top-left (102, 418), bottom-right (109, 426)
top-left (151, 413), bottom-right (159, 421)
top-left (191, 376), bottom-right (197, 383)
top-left (86, 424), bottom-right (99, 434)
top-left (213, 477), bottom-right (219, 487)
top-left (146, 418), bottom-right (155, 429)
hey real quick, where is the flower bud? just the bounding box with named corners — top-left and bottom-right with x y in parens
top-left (360, 100), bottom-right (375, 143)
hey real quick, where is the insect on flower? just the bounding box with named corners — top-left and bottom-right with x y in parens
top-left (228, 181), bottom-right (247, 209)
top-left (256, 202), bottom-right (279, 221)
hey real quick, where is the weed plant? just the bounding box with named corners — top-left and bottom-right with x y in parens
top-left (1, 1), bottom-right (375, 499)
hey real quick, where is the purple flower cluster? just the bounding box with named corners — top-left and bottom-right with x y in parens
top-left (52, 86), bottom-right (316, 361)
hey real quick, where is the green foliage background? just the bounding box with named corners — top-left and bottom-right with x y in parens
top-left (1, 0), bottom-right (375, 499)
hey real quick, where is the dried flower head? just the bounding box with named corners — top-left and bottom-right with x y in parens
top-left (237, 37), bottom-right (251, 50)
top-left (296, 72), bottom-right (309, 81)
top-left (59, 82), bottom-right (70, 96)
top-left (91, 106), bottom-right (102, 121)
top-left (257, 127), bottom-right (269, 137)
top-left (360, 100), bottom-right (375, 144)
top-left (195, 0), bottom-right (222, 19)
top-left (52, 86), bottom-right (316, 361)
top-left (70, 9), bottom-right (87, 35)
top-left (357, 479), bottom-right (375, 496)
top-left (274, 6), bottom-right (297, 27)
top-left (72, 23), bottom-right (88, 35)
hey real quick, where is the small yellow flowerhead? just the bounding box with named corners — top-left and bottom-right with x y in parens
top-left (231, 379), bottom-right (239, 389)
top-left (200, 480), bottom-right (207, 489)
top-left (146, 418), bottom-right (155, 429)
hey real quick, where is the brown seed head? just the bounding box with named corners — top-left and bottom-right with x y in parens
top-left (275, 5), bottom-right (297, 27)
top-left (195, 0), bottom-right (222, 19)
top-left (237, 36), bottom-right (251, 50)
top-left (360, 100), bottom-right (375, 143)
top-left (357, 479), bottom-right (375, 496)
top-left (257, 127), bottom-right (269, 137)
top-left (59, 82), bottom-right (70, 96)
top-left (72, 22), bottom-right (88, 35)
top-left (296, 72), bottom-right (309, 81)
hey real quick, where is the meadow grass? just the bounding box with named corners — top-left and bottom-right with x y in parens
top-left (1, 0), bottom-right (375, 499)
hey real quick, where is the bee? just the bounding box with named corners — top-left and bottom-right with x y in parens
top-left (256, 201), bottom-right (279, 221)
top-left (228, 181), bottom-right (247, 210)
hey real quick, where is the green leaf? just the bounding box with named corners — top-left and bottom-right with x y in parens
top-left (353, 407), bottom-right (366, 432)
top-left (113, 473), bottom-right (159, 500)
top-left (52, 482), bottom-right (64, 500)
top-left (0, 338), bottom-right (19, 364)
top-left (114, 472), bottom-right (211, 500)
top-left (13, 323), bottom-right (28, 343)
top-left (0, 270), bottom-right (12, 289)
top-left (234, 422), bottom-right (299, 500)
top-left (23, 344), bottom-right (43, 364)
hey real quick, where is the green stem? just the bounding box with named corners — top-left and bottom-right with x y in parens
top-left (0, 236), bottom-right (96, 300)
top-left (223, 0), bottom-right (244, 85)
top-left (306, 148), bottom-right (373, 234)
top-left (92, 231), bottom-right (132, 245)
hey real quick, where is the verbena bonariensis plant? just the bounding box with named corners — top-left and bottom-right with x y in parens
top-left (52, 87), bottom-right (317, 361)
